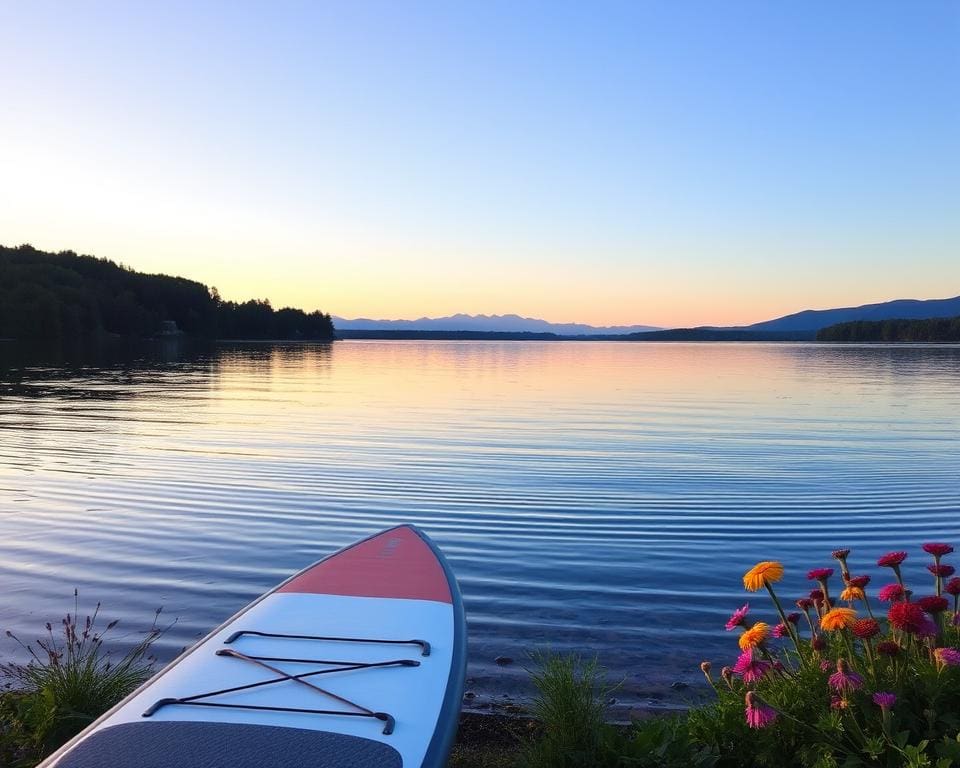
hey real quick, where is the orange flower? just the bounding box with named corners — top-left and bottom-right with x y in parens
top-left (839, 586), bottom-right (865, 602)
top-left (821, 607), bottom-right (857, 631)
top-left (738, 622), bottom-right (770, 650)
top-left (743, 562), bottom-right (785, 592)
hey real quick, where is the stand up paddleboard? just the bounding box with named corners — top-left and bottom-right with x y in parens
top-left (39, 525), bottom-right (467, 768)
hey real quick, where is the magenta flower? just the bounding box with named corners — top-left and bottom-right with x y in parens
top-left (878, 583), bottom-right (905, 602)
top-left (935, 648), bottom-right (960, 667)
top-left (889, 602), bottom-right (930, 633)
top-left (828, 659), bottom-right (863, 693)
top-left (878, 551), bottom-right (908, 568)
top-left (808, 568), bottom-right (834, 581)
top-left (772, 622), bottom-right (789, 638)
top-left (945, 578), bottom-right (960, 597)
top-left (929, 564), bottom-right (956, 578)
top-left (847, 575), bottom-right (870, 588)
top-left (745, 692), bottom-right (777, 729)
top-left (786, 612), bottom-right (801, 624)
top-left (832, 548), bottom-right (851, 560)
top-left (923, 543), bottom-right (954, 558)
top-left (796, 598), bottom-right (814, 610)
top-left (873, 692), bottom-right (896, 709)
top-left (819, 660), bottom-right (831, 672)
top-left (732, 650), bottom-right (771, 683)
top-left (918, 595), bottom-right (949, 614)
top-left (917, 617), bottom-right (939, 638)
top-left (726, 603), bottom-right (750, 631)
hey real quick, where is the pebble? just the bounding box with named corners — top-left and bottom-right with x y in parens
top-left (495, 656), bottom-right (514, 666)
top-left (670, 681), bottom-right (689, 690)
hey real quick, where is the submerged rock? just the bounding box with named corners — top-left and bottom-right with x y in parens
top-left (495, 656), bottom-right (514, 666)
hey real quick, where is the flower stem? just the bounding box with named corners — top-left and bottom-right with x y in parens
top-left (765, 583), bottom-right (803, 660)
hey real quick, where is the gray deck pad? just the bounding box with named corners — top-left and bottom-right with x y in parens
top-left (55, 721), bottom-right (403, 768)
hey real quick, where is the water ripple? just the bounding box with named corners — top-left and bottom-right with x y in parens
top-left (1, 341), bottom-right (959, 713)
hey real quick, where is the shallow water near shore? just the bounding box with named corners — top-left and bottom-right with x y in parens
top-left (1, 340), bottom-right (959, 716)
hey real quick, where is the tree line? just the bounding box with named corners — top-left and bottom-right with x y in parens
top-left (817, 316), bottom-right (960, 342)
top-left (0, 244), bottom-right (335, 344)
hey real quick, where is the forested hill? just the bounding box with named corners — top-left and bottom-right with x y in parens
top-left (817, 316), bottom-right (960, 342)
top-left (0, 244), bottom-right (334, 344)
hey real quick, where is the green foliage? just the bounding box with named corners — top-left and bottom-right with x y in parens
top-left (817, 316), bottom-right (960, 342)
top-left (520, 651), bottom-right (716, 768)
top-left (0, 243), bottom-right (335, 344)
top-left (619, 715), bottom-right (718, 767)
top-left (0, 594), bottom-right (167, 766)
top-left (521, 651), bottom-right (613, 768)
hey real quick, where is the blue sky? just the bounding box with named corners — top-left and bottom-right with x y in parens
top-left (0, 1), bottom-right (957, 326)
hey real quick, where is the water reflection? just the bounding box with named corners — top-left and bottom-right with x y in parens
top-left (0, 341), bottom-right (958, 714)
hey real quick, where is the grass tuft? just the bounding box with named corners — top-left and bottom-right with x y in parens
top-left (520, 651), bottom-right (616, 768)
top-left (0, 591), bottom-right (169, 765)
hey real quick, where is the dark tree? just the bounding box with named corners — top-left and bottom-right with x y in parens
top-left (817, 317), bottom-right (960, 342)
top-left (0, 244), bottom-right (335, 344)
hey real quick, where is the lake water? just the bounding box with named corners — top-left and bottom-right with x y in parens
top-left (1, 340), bottom-right (959, 715)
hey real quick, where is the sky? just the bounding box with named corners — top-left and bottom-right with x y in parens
top-left (1, 1), bottom-right (958, 328)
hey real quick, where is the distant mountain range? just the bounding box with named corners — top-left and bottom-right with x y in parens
top-left (337, 295), bottom-right (960, 341)
top-left (333, 313), bottom-right (661, 336)
top-left (742, 295), bottom-right (960, 333)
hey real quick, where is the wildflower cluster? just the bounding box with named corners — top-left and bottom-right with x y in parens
top-left (696, 543), bottom-right (960, 766)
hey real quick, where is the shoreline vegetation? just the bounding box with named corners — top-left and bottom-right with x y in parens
top-left (7, 542), bottom-right (960, 767)
top-left (0, 244), bottom-right (334, 346)
top-left (816, 317), bottom-right (960, 343)
top-left (6, 243), bottom-right (960, 348)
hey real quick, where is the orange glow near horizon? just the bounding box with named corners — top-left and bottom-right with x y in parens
top-left (4, 234), bottom-right (955, 330)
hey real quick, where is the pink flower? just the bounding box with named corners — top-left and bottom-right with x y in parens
top-left (808, 568), bottom-right (834, 581)
top-left (786, 612), bottom-right (801, 624)
top-left (929, 564), bottom-right (956, 578)
top-left (945, 578), bottom-right (960, 597)
top-left (935, 648), bottom-right (960, 667)
top-left (796, 598), bottom-right (814, 610)
top-left (873, 692), bottom-right (896, 709)
top-left (828, 659), bottom-right (863, 693)
top-left (732, 649), bottom-right (771, 683)
top-left (726, 603), bottom-right (750, 631)
top-left (847, 575), bottom-right (870, 589)
top-left (832, 549), bottom-right (851, 560)
top-left (877, 551), bottom-right (907, 568)
top-left (878, 583), bottom-right (905, 602)
top-left (923, 543), bottom-right (954, 558)
top-left (819, 660), bottom-right (831, 672)
top-left (772, 622), bottom-right (789, 638)
top-left (745, 691), bottom-right (777, 729)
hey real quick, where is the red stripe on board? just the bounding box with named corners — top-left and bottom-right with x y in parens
top-left (278, 526), bottom-right (453, 604)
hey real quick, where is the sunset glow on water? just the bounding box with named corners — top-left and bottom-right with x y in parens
top-left (2, 340), bottom-right (959, 712)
